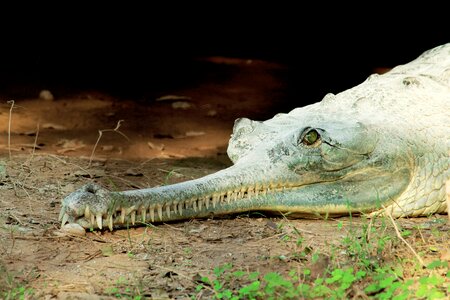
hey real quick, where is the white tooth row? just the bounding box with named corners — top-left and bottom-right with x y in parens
top-left (62, 182), bottom-right (291, 231)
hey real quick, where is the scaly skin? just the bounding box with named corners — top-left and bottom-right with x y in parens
top-left (60, 43), bottom-right (450, 231)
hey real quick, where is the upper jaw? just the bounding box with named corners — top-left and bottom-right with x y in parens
top-left (58, 163), bottom-right (298, 229)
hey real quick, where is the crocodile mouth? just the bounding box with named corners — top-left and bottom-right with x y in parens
top-left (60, 158), bottom-right (410, 231)
top-left (60, 181), bottom-right (307, 230)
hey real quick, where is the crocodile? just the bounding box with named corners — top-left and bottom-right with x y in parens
top-left (60, 43), bottom-right (450, 231)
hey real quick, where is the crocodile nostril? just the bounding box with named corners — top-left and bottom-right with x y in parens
top-left (86, 185), bottom-right (96, 194)
top-left (233, 118), bottom-right (255, 136)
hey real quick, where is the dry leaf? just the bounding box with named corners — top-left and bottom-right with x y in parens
top-left (172, 101), bottom-right (192, 109)
top-left (125, 168), bottom-right (143, 176)
top-left (101, 245), bottom-right (114, 257)
top-left (42, 123), bottom-right (67, 130)
top-left (185, 131), bottom-right (205, 137)
top-left (148, 141), bottom-right (165, 151)
top-left (440, 249), bottom-right (450, 261)
top-left (101, 145), bottom-right (114, 151)
top-left (156, 95), bottom-right (191, 101)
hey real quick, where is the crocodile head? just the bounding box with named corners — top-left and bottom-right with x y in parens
top-left (59, 95), bottom-right (413, 231)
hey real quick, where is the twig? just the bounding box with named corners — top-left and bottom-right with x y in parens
top-left (29, 122), bottom-right (40, 163)
top-left (106, 174), bottom-right (146, 189)
top-left (48, 154), bottom-right (91, 174)
top-left (7, 100), bottom-right (15, 160)
top-left (247, 232), bottom-right (287, 245)
top-left (9, 226), bottom-right (16, 255)
top-left (161, 222), bottom-right (185, 232)
top-left (383, 207), bottom-right (425, 267)
top-left (88, 120), bottom-right (129, 168)
top-left (366, 216), bottom-right (374, 242)
top-left (7, 212), bottom-right (24, 225)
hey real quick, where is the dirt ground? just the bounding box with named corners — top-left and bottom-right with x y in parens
top-left (0, 57), bottom-right (448, 299)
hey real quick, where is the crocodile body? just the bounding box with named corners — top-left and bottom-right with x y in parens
top-left (60, 43), bottom-right (450, 231)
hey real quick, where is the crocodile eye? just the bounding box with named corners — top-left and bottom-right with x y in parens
top-left (302, 129), bottom-right (320, 146)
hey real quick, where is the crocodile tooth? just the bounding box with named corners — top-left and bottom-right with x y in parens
top-left (58, 207), bottom-right (65, 221)
top-left (61, 213), bottom-right (69, 226)
top-left (247, 188), bottom-right (253, 199)
top-left (96, 214), bottom-right (103, 229)
top-left (226, 192), bottom-right (232, 203)
top-left (178, 202), bottom-right (183, 215)
top-left (84, 206), bottom-right (91, 218)
top-left (219, 194), bottom-right (224, 203)
top-left (131, 211), bottom-right (136, 225)
top-left (212, 195), bottom-right (218, 208)
top-left (108, 215), bottom-right (113, 231)
top-left (141, 208), bottom-right (146, 222)
top-left (90, 214), bottom-right (95, 227)
top-left (198, 199), bottom-right (203, 211)
top-left (150, 205), bottom-right (155, 222)
top-left (157, 204), bottom-right (163, 220)
top-left (172, 202), bottom-right (178, 215)
top-left (166, 204), bottom-right (171, 218)
top-left (192, 200), bottom-right (197, 212)
top-left (205, 197), bottom-right (209, 209)
top-left (121, 207), bottom-right (126, 224)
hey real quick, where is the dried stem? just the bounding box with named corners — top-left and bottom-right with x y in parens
top-left (7, 100), bottom-right (15, 160)
top-left (88, 120), bottom-right (129, 167)
top-left (384, 207), bottom-right (425, 267)
top-left (28, 122), bottom-right (40, 164)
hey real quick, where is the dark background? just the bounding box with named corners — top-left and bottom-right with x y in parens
top-left (0, 11), bottom-right (448, 109)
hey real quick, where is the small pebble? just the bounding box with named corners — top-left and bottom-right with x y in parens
top-left (39, 89), bottom-right (54, 101)
top-left (60, 223), bottom-right (86, 236)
